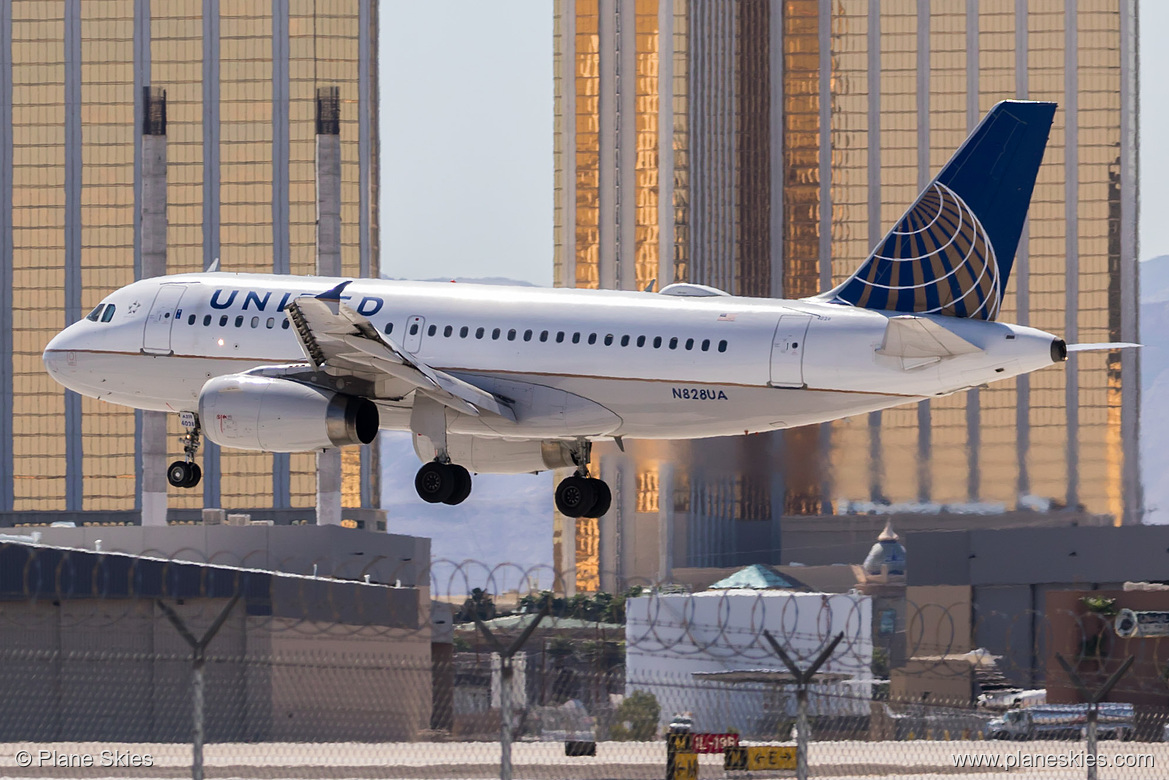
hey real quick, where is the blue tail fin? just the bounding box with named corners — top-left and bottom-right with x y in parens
top-left (826, 100), bottom-right (1055, 321)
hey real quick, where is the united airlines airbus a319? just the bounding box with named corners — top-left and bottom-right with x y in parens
top-left (42, 101), bottom-right (1131, 518)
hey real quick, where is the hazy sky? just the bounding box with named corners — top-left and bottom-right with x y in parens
top-left (381, 1), bottom-right (1167, 279)
top-left (380, 1), bottom-right (554, 285)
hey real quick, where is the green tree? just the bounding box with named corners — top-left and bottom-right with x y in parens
top-left (455, 587), bottom-right (496, 623)
top-left (609, 690), bottom-right (661, 741)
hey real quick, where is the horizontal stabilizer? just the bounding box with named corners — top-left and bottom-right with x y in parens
top-left (877, 316), bottom-right (982, 370)
top-left (1066, 342), bottom-right (1141, 352)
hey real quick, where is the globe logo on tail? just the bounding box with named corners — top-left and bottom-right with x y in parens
top-left (836, 182), bottom-right (1001, 321)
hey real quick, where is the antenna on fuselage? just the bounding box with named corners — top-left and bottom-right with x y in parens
top-left (206, 257), bottom-right (220, 273)
top-left (643, 278), bottom-right (656, 293)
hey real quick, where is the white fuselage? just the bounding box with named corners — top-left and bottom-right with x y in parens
top-left (43, 273), bottom-right (1063, 442)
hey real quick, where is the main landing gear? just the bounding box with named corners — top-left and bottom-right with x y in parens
top-left (554, 440), bottom-right (612, 519)
top-left (414, 460), bottom-right (473, 506)
top-left (167, 412), bottom-right (203, 489)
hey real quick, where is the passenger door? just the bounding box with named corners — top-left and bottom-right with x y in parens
top-left (769, 314), bottom-right (811, 388)
top-left (142, 284), bottom-right (188, 355)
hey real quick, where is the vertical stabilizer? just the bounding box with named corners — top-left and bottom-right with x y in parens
top-left (824, 100), bottom-right (1056, 320)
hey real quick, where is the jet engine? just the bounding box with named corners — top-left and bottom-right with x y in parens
top-left (198, 374), bottom-right (379, 452)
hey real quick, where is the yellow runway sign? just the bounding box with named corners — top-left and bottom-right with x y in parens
top-left (724, 746), bottom-right (797, 771)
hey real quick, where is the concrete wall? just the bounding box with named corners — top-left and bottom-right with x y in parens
top-left (25, 524), bottom-right (429, 587)
top-left (0, 598), bottom-right (432, 742)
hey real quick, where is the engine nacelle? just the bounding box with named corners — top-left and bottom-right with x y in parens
top-left (413, 434), bottom-right (576, 474)
top-left (199, 374), bottom-right (379, 452)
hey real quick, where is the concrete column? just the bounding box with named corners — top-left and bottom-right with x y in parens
top-left (316, 87), bottom-right (343, 526)
top-left (140, 87), bottom-right (168, 526)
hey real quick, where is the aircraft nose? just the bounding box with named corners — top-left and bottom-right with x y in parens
top-left (43, 325), bottom-right (83, 385)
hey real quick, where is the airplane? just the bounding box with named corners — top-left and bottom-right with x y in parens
top-left (43, 100), bottom-right (1133, 519)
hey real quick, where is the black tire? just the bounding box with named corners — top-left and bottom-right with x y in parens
top-left (415, 461), bottom-right (454, 504)
top-left (167, 461), bottom-right (192, 488)
top-left (555, 476), bottom-right (596, 518)
top-left (587, 478), bottom-right (612, 517)
top-left (184, 462), bottom-right (202, 488)
top-left (443, 465), bottom-right (472, 505)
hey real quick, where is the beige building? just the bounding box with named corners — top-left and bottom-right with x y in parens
top-left (553, 0), bottom-right (1139, 592)
top-left (0, 0), bottom-right (379, 523)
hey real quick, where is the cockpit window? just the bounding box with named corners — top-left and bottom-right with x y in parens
top-left (100, 304), bottom-right (116, 323)
top-left (86, 305), bottom-right (104, 322)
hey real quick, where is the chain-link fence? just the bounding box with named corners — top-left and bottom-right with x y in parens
top-left (1, 541), bottom-right (1167, 779)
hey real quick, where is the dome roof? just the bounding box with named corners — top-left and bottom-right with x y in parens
top-left (862, 521), bottom-right (906, 577)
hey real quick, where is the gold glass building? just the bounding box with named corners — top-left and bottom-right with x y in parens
top-left (553, 0), bottom-right (1139, 592)
top-left (0, 0), bottom-right (379, 523)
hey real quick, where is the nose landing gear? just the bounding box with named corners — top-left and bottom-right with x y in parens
top-left (167, 412), bottom-right (203, 489)
top-left (554, 440), bottom-right (612, 518)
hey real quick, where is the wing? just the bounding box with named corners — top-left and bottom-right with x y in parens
top-left (284, 281), bottom-right (515, 421)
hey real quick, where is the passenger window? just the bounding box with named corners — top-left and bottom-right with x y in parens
top-left (475, 327), bottom-right (485, 339)
top-left (556, 331), bottom-right (565, 343)
top-left (428, 324), bottom-right (437, 337)
top-left (523, 329), bottom-right (533, 342)
top-left (587, 333), bottom-right (597, 345)
top-left (234, 316), bottom-right (244, 328)
top-left (443, 325), bottom-right (453, 337)
top-left (701, 338), bottom-right (710, 351)
top-left (507, 329), bottom-right (517, 341)
top-left (492, 328), bottom-right (501, 339)
top-left (653, 336), bottom-right (662, 348)
top-left (572, 332), bottom-right (581, 344)
top-left (86, 305), bottom-right (104, 322)
top-left (187, 314), bottom-right (196, 325)
top-left (203, 315), bottom-right (212, 326)
top-left (266, 317), bottom-right (275, 329)
top-left (603, 334), bottom-right (613, 346)
top-left (100, 305), bottom-right (116, 323)
top-left (384, 322), bottom-right (393, 335)
top-left (718, 339), bottom-right (728, 353)
top-left (220, 315), bottom-right (228, 327)
top-left (669, 337), bottom-right (678, 350)
top-left (685, 338), bottom-right (694, 350)
top-left (620, 335), bottom-right (630, 347)
top-left (636, 335), bottom-right (645, 347)
top-left (250, 316), bottom-right (259, 328)
top-left (460, 326), bottom-right (469, 338)
top-left (409, 323), bottom-right (419, 336)
top-left (282, 320), bottom-right (290, 330)
top-left (539, 330), bottom-right (549, 342)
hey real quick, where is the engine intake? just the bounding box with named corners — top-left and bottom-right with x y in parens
top-left (199, 374), bottom-right (379, 452)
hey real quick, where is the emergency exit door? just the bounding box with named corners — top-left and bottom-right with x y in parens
top-left (142, 285), bottom-right (188, 355)
top-left (769, 314), bottom-right (811, 388)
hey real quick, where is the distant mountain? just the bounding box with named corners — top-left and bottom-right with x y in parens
top-left (1141, 255), bottom-right (1169, 523)
top-left (379, 433), bottom-right (555, 588)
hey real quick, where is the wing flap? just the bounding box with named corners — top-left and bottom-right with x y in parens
top-left (286, 284), bottom-right (516, 421)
